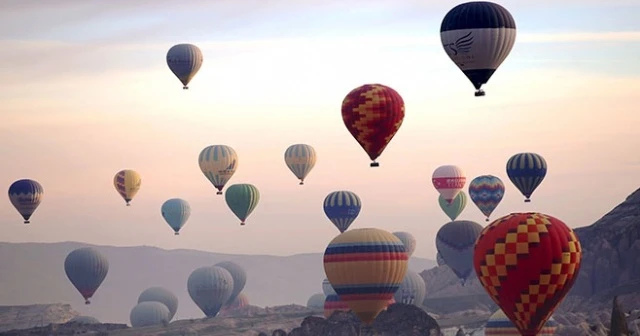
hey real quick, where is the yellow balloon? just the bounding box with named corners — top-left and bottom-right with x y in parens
top-left (113, 169), bottom-right (141, 206)
top-left (323, 228), bottom-right (408, 324)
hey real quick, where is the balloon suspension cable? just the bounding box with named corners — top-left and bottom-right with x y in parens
top-left (217, 191), bottom-right (223, 195)
top-left (370, 161), bottom-right (380, 167)
top-left (24, 220), bottom-right (30, 224)
top-left (474, 89), bottom-right (485, 97)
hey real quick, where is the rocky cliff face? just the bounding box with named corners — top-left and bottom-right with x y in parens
top-left (421, 188), bottom-right (640, 315)
top-left (0, 304), bottom-right (78, 332)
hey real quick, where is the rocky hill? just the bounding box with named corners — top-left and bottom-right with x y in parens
top-left (420, 187), bottom-right (640, 317)
top-left (0, 242), bottom-right (434, 323)
top-left (0, 303), bottom-right (441, 336)
top-left (0, 304), bottom-right (78, 332)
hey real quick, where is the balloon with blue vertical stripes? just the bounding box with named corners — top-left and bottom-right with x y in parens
top-left (323, 191), bottom-right (362, 233)
top-left (198, 145), bottom-right (238, 195)
top-left (284, 144), bottom-right (317, 185)
top-left (323, 228), bottom-right (408, 325)
top-left (506, 152), bottom-right (547, 202)
top-left (8, 178), bottom-right (44, 224)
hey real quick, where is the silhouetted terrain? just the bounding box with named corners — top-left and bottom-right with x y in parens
top-left (0, 241), bottom-right (434, 323)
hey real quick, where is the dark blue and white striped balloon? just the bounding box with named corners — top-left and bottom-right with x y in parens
top-left (440, 1), bottom-right (517, 96)
top-left (506, 152), bottom-right (547, 202)
top-left (8, 179), bottom-right (44, 224)
top-left (323, 191), bottom-right (362, 233)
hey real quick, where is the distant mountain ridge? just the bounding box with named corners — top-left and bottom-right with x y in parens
top-left (0, 241), bottom-right (435, 324)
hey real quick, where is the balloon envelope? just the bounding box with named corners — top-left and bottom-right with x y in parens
top-left (64, 247), bottom-right (109, 304)
top-left (161, 198), bottom-right (191, 235)
top-left (8, 179), bottom-right (44, 224)
top-left (393, 270), bottom-right (426, 306)
top-left (113, 169), bottom-right (141, 206)
top-left (506, 153), bottom-right (547, 202)
top-left (323, 191), bottom-right (361, 233)
top-left (438, 191), bottom-right (467, 221)
top-left (187, 266), bottom-right (234, 318)
top-left (198, 145), bottom-right (238, 195)
top-left (324, 294), bottom-right (350, 318)
top-left (138, 287), bottom-right (179, 321)
top-left (166, 43), bottom-right (203, 89)
top-left (224, 184), bottom-right (260, 225)
top-left (432, 165), bottom-right (466, 203)
top-left (322, 278), bottom-right (337, 296)
top-left (468, 175), bottom-right (505, 221)
top-left (474, 212), bottom-right (582, 335)
top-left (323, 228), bottom-right (408, 324)
top-left (392, 232), bottom-right (417, 257)
top-left (440, 1), bottom-right (517, 96)
top-left (284, 144), bottom-right (317, 185)
top-left (130, 301), bottom-right (170, 328)
top-left (214, 260), bottom-right (247, 306)
top-left (341, 84), bottom-right (405, 167)
top-left (436, 220), bottom-right (483, 284)
top-left (307, 293), bottom-right (326, 310)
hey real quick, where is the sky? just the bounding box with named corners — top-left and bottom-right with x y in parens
top-left (0, 0), bottom-right (639, 259)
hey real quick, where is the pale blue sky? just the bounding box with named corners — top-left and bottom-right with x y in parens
top-left (0, 1), bottom-right (639, 258)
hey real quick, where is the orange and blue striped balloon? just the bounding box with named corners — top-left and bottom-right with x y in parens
top-left (323, 228), bottom-right (408, 324)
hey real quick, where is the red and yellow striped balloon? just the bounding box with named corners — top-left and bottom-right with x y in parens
top-left (474, 212), bottom-right (582, 336)
top-left (323, 228), bottom-right (408, 324)
top-left (341, 84), bottom-right (405, 167)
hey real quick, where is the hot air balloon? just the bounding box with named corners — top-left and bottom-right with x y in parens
top-left (341, 84), bottom-right (405, 167)
top-left (392, 231), bottom-right (417, 257)
top-left (323, 191), bottom-right (361, 233)
top-left (474, 212), bottom-right (582, 336)
top-left (214, 261), bottom-right (247, 305)
top-left (440, 1), bottom-right (517, 97)
top-left (64, 247), bottom-right (109, 305)
top-left (324, 294), bottom-right (350, 318)
top-left (438, 191), bottom-right (467, 221)
top-left (284, 144), bottom-right (317, 185)
top-left (166, 43), bottom-right (203, 90)
top-left (307, 293), bottom-right (326, 310)
top-left (138, 287), bottom-right (179, 321)
top-left (393, 270), bottom-right (426, 306)
top-left (468, 175), bottom-right (505, 221)
top-left (432, 165), bottom-right (466, 204)
top-left (224, 183), bottom-right (260, 225)
top-left (113, 169), bottom-right (141, 206)
top-left (485, 309), bottom-right (558, 336)
top-left (161, 198), bottom-right (191, 235)
top-left (187, 266), bottom-right (234, 318)
top-left (323, 228), bottom-right (408, 324)
top-left (436, 220), bottom-right (483, 285)
top-left (8, 179), bottom-right (43, 224)
top-left (198, 145), bottom-right (238, 195)
top-left (130, 301), bottom-right (170, 328)
top-left (322, 278), bottom-right (337, 296)
top-left (506, 153), bottom-right (547, 203)
top-left (222, 292), bottom-right (249, 312)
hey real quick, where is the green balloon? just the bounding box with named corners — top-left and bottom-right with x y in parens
top-left (438, 191), bottom-right (467, 221)
top-left (225, 183), bottom-right (260, 226)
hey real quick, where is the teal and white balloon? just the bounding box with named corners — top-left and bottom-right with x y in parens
top-left (161, 198), bottom-right (191, 235)
top-left (393, 270), bottom-right (426, 306)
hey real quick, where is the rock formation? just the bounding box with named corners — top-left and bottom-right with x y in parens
top-left (0, 304), bottom-right (79, 332)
